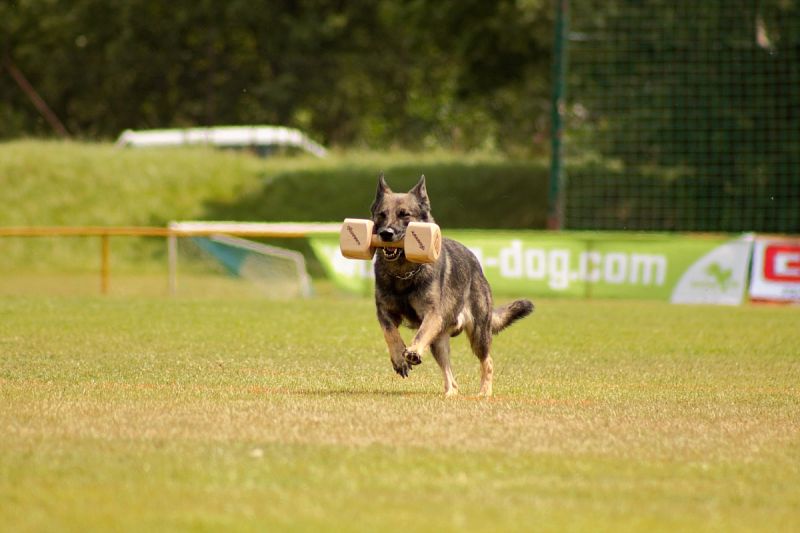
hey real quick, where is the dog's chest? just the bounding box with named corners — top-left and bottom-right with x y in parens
top-left (396, 294), bottom-right (425, 329)
top-left (376, 285), bottom-right (424, 329)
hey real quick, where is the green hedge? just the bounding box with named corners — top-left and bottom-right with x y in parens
top-left (205, 162), bottom-right (549, 230)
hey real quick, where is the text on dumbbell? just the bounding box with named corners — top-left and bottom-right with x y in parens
top-left (346, 225), bottom-right (361, 246)
top-left (410, 230), bottom-right (425, 250)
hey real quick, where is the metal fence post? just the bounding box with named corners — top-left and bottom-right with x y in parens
top-left (100, 234), bottom-right (110, 294)
top-left (548, 0), bottom-right (569, 230)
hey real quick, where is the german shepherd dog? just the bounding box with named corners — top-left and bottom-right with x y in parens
top-left (371, 173), bottom-right (534, 397)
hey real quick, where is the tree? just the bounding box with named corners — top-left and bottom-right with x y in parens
top-left (0, 0), bottom-right (552, 153)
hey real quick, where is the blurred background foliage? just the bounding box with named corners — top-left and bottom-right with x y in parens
top-left (0, 0), bottom-right (552, 154)
top-left (1, 0), bottom-right (798, 233)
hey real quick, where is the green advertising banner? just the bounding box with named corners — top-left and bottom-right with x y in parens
top-left (308, 231), bottom-right (754, 304)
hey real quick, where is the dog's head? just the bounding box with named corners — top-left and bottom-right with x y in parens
top-left (370, 173), bottom-right (433, 262)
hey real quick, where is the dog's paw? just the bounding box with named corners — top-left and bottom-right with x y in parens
top-left (392, 358), bottom-right (411, 378)
top-left (403, 348), bottom-right (422, 366)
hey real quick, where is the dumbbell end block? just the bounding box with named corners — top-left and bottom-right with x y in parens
top-left (404, 222), bottom-right (442, 263)
top-left (340, 218), bottom-right (376, 260)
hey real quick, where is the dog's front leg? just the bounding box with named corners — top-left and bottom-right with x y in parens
top-left (403, 313), bottom-right (444, 367)
top-left (378, 310), bottom-right (410, 377)
top-left (383, 326), bottom-right (411, 378)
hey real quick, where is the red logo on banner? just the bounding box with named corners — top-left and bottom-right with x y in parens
top-left (764, 245), bottom-right (800, 282)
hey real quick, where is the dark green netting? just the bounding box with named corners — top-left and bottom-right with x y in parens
top-left (561, 0), bottom-right (799, 232)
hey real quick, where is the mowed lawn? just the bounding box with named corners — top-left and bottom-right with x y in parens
top-left (1, 293), bottom-right (798, 532)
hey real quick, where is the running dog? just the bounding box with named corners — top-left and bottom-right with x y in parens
top-left (370, 173), bottom-right (534, 397)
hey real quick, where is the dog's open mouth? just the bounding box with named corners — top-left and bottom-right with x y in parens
top-left (382, 248), bottom-right (403, 261)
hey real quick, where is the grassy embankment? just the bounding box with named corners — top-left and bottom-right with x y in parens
top-left (0, 140), bottom-right (548, 275)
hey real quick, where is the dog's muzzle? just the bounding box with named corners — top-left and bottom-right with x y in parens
top-left (377, 227), bottom-right (404, 261)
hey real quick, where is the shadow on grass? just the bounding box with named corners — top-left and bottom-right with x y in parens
top-left (250, 385), bottom-right (437, 398)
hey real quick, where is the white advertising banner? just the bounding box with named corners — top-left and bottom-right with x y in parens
top-left (669, 234), bottom-right (754, 305)
top-left (749, 238), bottom-right (800, 302)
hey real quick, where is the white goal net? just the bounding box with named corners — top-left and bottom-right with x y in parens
top-left (167, 222), bottom-right (338, 299)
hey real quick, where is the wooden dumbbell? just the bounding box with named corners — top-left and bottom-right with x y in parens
top-left (340, 218), bottom-right (442, 263)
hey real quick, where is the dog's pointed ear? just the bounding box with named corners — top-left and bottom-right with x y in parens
top-left (409, 175), bottom-right (430, 207)
top-left (377, 172), bottom-right (392, 195)
top-left (371, 172), bottom-right (392, 214)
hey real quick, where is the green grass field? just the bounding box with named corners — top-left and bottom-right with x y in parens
top-left (1, 290), bottom-right (798, 532)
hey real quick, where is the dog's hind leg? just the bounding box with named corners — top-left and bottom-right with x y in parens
top-left (431, 334), bottom-right (458, 397)
top-left (478, 355), bottom-right (493, 398)
top-left (468, 319), bottom-right (494, 397)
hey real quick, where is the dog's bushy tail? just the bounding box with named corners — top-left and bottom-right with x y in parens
top-left (491, 299), bottom-right (534, 334)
